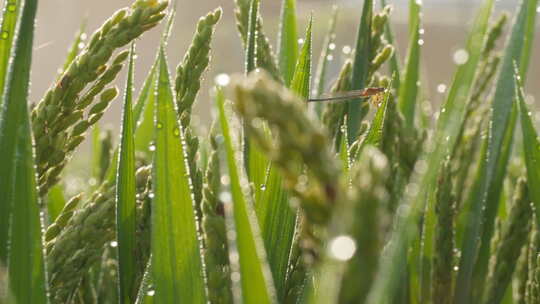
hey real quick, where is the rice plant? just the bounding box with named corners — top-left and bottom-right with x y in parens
top-left (0, 0), bottom-right (539, 303)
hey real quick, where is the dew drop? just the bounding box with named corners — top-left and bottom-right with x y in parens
top-left (147, 290), bottom-right (155, 296)
top-left (329, 235), bottom-right (357, 261)
top-left (342, 45), bottom-right (352, 55)
top-left (437, 84), bottom-right (447, 93)
top-left (77, 42), bottom-right (85, 49)
top-left (418, 39), bottom-right (424, 46)
top-left (419, 28), bottom-right (425, 35)
top-left (328, 43), bottom-right (336, 50)
top-left (110, 241), bottom-right (118, 248)
top-left (156, 122), bottom-right (163, 129)
top-left (173, 127), bottom-right (180, 137)
top-left (326, 54), bottom-right (334, 61)
top-left (453, 49), bottom-right (469, 65)
top-left (415, 0), bottom-right (422, 5)
top-left (80, 33), bottom-right (87, 41)
top-left (148, 192), bottom-right (155, 199)
top-left (453, 266), bottom-right (459, 272)
top-left (7, 4), bottom-right (16, 12)
top-left (1, 31), bottom-right (9, 40)
top-left (215, 73), bottom-right (230, 87)
top-left (298, 38), bottom-right (304, 45)
top-left (231, 271), bottom-right (241, 282)
top-left (148, 143), bottom-right (156, 152)
top-left (537, 6), bottom-right (540, 13)
top-left (260, 184), bottom-right (266, 191)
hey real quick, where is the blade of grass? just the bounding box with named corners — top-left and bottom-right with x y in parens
top-left (339, 118), bottom-right (350, 174)
top-left (313, 6), bottom-right (338, 116)
top-left (216, 87), bottom-right (276, 304)
top-left (277, 0), bottom-right (298, 85)
top-left (397, 0), bottom-right (421, 128)
top-left (517, 73), bottom-right (540, 236)
top-left (151, 47), bottom-right (206, 303)
top-left (0, 0), bottom-right (20, 107)
top-left (246, 0), bottom-right (260, 74)
top-left (0, 0), bottom-right (47, 301)
top-left (380, 0), bottom-right (401, 89)
top-left (290, 15), bottom-right (312, 99)
top-left (47, 184), bottom-right (66, 222)
top-left (9, 100), bottom-right (47, 304)
top-left (133, 8), bottom-right (177, 156)
top-left (454, 1), bottom-right (537, 301)
top-left (346, 0), bottom-right (372, 142)
top-left (116, 44), bottom-right (137, 303)
top-left (243, 0), bottom-right (261, 176)
top-left (0, 0), bottom-right (38, 264)
top-left (366, 0), bottom-right (495, 302)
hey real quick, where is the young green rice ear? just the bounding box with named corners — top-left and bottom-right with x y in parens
top-left (174, 7), bottom-right (222, 218)
top-left (31, 0), bottom-right (167, 196)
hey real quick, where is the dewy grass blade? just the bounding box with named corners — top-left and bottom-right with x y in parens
top-left (246, 0), bottom-right (260, 74)
top-left (116, 44), bottom-right (137, 303)
top-left (454, 1), bottom-right (537, 302)
top-left (517, 73), bottom-right (540, 229)
top-left (313, 6), bottom-right (338, 115)
top-left (347, 0), bottom-right (372, 142)
top-left (0, 0), bottom-right (20, 106)
top-left (216, 87), bottom-right (276, 304)
top-left (0, 0), bottom-right (38, 264)
top-left (9, 102), bottom-right (47, 304)
top-left (397, 0), bottom-right (421, 128)
top-left (47, 185), bottom-right (66, 222)
top-left (380, 0), bottom-right (401, 89)
top-left (277, 0), bottom-right (298, 86)
top-left (151, 48), bottom-right (206, 303)
top-left (366, 0), bottom-right (495, 302)
top-left (244, 0), bottom-right (261, 176)
top-left (290, 15), bottom-right (312, 99)
top-left (0, 0), bottom-right (47, 301)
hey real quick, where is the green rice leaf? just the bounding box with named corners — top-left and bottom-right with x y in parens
top-left (339, 118), bottom-right (350, 174)
top-left (366, 0), bottom-right (495, 302)
top-left (47, 184), bottom-right (66, 222)
top-left (116, 44), bottom-right (138, 303)
top-left (9, 102), bottom-right (47, 304)
top-left (0, 0), bottom-right (47, 301)
top-left (517, 73), bottom-right (540, 233)
top-left (313, 6), bottom-right (338, 115)
top-left (151, 48), bottom-right (206, 303)
top-left (397, 0), bottom-right (421, 128)
top-left (216, 87), bottom-right (276, 304)
top-left (133, 8), bottom-right (177, 156)
top-left (454, 1), bottom-right (537, 301)
top-left (0, 0), bottom-right (20, 106)
top-left (134, 60), bottom-right (158, 155)
top-left (346, 0), bottom-right (372, 141)
top-left (255, 162), bottom-right (295, 301)
top-left (277, 0), bottom-right (298, 85)
top-left (290, 15), bottom-right (312, 99)
top-left (380, 0), bottom-right (401, 89)
top-left (246, 0), bottom-right (260, 74)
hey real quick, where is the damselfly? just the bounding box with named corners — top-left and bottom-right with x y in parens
top-left (308, 87), bottom-right (385, 106)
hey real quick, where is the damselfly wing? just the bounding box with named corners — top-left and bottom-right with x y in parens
top-left (308, 87), bottom-right (385, 106)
